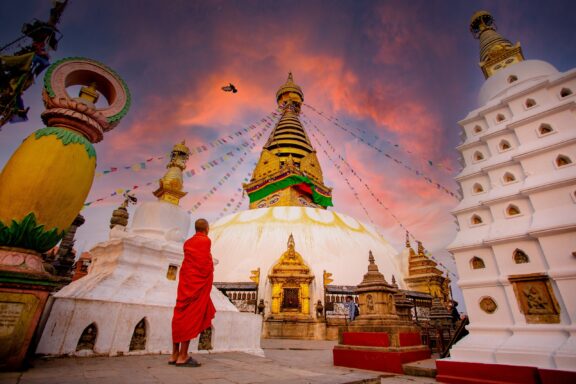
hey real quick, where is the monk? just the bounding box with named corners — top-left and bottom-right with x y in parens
top-left (170, 218), bottom-right (216, 367)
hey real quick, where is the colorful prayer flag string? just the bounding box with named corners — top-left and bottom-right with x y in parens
top-left (83, 116), bottom-right (277, 207)
top-left (94, 111), bottom-right (279, 178)
top-left (304, 116), bottom-right (457, 279)
top-left (302, 106), bottom-right (459, 199)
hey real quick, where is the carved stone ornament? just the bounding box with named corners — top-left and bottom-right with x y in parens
top-left (509, 273), bottom-right (560, 324)
top-left (479, 296), bottom-right (497, 314)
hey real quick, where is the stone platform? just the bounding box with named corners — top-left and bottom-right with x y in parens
top-left (0, 339), bottom-right (440, 384)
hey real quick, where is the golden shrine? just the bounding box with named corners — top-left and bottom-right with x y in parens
top-left (268, 234), bottom-right (314, 317)
top-left (263, 234), bottom-right (321, 338)
top-left (403, 233), bottom-right (451, 305)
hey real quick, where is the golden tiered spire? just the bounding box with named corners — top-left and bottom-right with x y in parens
top-left (470, 10), bottom-right (524, 79)
top-left (153, 141), bottom-right (190, 205)
top-left (243, 73), bottom-right (332, 209)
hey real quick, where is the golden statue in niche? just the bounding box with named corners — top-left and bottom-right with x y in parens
top-left (268, 234), bottom-right (314, 317)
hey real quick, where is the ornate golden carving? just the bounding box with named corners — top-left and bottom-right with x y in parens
top-left (250, 268), bottom-right (260, 284)
top-left (509, 273), bottom-right (560, 324)
top-left (479, 296), bottom-right (497, 314)
top-left (300, 151), bottom-right (324, 183)
top-left (268, 234), bottom-right (314, 316)
top-left (323, 270), bottom-right (333, 286)
top-left (252, 149), bottom-right (281, 181)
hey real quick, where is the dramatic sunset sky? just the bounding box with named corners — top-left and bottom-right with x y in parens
top-left (2, 0), bottom-right (576, 281)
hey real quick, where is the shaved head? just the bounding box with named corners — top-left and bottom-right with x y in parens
top-left (195, 218), bottom-right (209, 234)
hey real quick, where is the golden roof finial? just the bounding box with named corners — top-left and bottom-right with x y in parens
top-left (153, 140), bottom-right (190, 205)
top-left (417, 241), bottom-right (425, 257)
top-left (405, 231), bottom-right (411, 248)
top-left (469, 10), bottom-right (524, 79)
top-left (276, 72), bottom-right (304, 105)
top-left (287, 233), bottom-right (295, 250)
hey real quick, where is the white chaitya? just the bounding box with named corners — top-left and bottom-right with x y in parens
top-left (211, 206), bottom-right (405, 316)
top-left (36, 200), bottom-right (263, 356)
top-left (446, 56), bottom-right (576, 371)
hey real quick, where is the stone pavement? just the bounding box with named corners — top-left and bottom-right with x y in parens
top-left (0, 339), bottom-right (437, 384)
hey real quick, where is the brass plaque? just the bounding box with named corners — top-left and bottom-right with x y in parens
top-left (0, 302), bottom-right (24, 338)
top-left (509, 273), bottom-right (560, 324)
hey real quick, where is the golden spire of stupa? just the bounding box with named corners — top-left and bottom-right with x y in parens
top-left (469, 10), bottom-right (524, 78)
top-left (153, 141), bottom-right (190, 205)
top-left (242, 73), bottom-right (332, 209)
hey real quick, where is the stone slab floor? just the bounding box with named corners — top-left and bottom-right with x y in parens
top-left (0, 339), bottom-right (437, 384)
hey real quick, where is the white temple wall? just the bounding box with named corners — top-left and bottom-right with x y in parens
top-left (462, 144), bottom-right (491, 166)
top-left (37, 298), bottom-right (263, 356)
top-left (486, 108), bottom-right (512, 127)
top-left (491, 240), bottom-right (546, 275)
top-left (506, 88), bottom-right (550, 116)
top-left (447, 57), bottom-right (576, 371)
top-left (460, 175), bottom-right (491, 199)
top-left (539, 232), bottom-right (576, 322)
top-left (485, 133), bottom-right (518, 156)
top-left (454, 247), bottom-right (498, 281)
top-left (458, 281), bottom-right (514, 326)
top-left (463, 120), bottom-right (488, 138)
top-left (486, 164), bottom-right (524, 188)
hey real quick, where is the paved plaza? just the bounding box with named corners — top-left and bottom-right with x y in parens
top-left (0, 339), bottom-right (437, 384)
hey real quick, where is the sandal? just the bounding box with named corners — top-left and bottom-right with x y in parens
top-left (175, 358), bottom-right (201, 367)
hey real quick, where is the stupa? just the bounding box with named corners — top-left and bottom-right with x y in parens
top-left (437, 11), bottom-right (576, 384)
top-left (36, 142), bottom-right (263, 357)
top-left (211, 73), bottom-right (406, 339)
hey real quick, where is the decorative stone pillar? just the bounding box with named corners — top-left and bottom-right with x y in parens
top-left (0, 57), bottom-right (130, 370)
top-left (333, 251), bottom-right (430, 374)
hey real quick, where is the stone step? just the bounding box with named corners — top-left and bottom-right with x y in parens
top-left (402, 357), bottom-right (437, 378)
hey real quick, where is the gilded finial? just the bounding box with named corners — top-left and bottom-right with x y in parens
top-left (417, 241), bottom-right (425, 256)
top-left (368, 250), bottom-right (375, 264)
top-left (405, 231), bottom-right (411, 248)
top-left (469, 10), bottom-right (524, 79)
top-left (323, 270), bottom-right (334, 286)
top-left (288, 233), bottom-right (295, 250)
top-left (250, 268), bottom-right (260, 284)
top-left (153, 141), bottom-right (190, 205)
top-left (276, 72), bottom-right (304, 105)
top-left (391, 274), bottom-right (398, 288)
top-left (110, 193), bottom-right (137, 229)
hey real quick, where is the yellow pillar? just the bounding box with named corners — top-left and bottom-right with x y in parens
top-left (271, 283), bottom-right (281, 314)
top-left (300, 283), bottom-right (310, 315)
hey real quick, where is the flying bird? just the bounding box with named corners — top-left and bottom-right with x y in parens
top-left (221, 83), bottom-right (238, 93)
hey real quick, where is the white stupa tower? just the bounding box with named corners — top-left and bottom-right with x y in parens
top-left (37, 142), bottom-right (263, 357)
top-left (437, 11), bottom-right (576, 383)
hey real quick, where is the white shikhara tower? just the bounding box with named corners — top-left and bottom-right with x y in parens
top-left (443, 10), bottom-right (576, 376)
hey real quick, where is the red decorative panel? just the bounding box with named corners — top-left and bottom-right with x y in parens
top-left (436, 360), bottom-right (540, 384)
top-left (342, 332), bottom-right (390, 347)
top-left (333, 347), bottom-right (430, 374)
top-left (399, 332), bottom-right (422, 347)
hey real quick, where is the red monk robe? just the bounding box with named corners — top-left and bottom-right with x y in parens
top-left (172, 232), bottom-right (216, 343)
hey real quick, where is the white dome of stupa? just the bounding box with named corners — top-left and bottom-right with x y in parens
top-left (211, 206), bottom-right (404, 305)
top-left (478, 59), bottom-right (558, 105)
